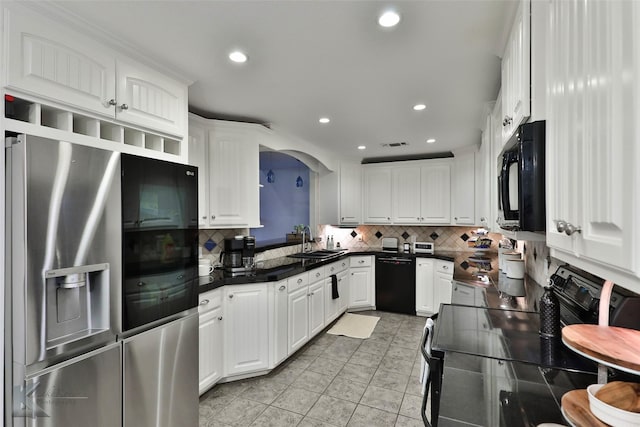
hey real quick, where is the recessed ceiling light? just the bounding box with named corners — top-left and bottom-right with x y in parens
top-left (413, 104), bottom-right (426, 111)
top-left (357, 145), bottom-right (366, 150)
top-left (319, 117), bottom-right (330, 124)
top-left (426, 138), bottom-right (436, 144)
top-left (378, 10), bottom-right (401, 28)
top-left (228, 51), bottom-right (248, 63)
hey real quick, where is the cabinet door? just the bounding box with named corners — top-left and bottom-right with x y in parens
top-left (273, 281), bottom-right (288, 367)
top-left (415, 259), bottom-right (435, 315)
top-left (223, 284), bottom-right (269, 376)
top-left (547, 0), bottom-right (636, 274)
top-left (421, 163), bottom-right (452, 224)
top-left (363, 167), bottom-right (392, 223)
top-left (392, 166), bottom-right (422, 224)
top-left (208, 127), bottom-right (260, 227)
top-left (6, 5), bottom-right (116, 117)
top-left (340, 163), bottom-right (362, 224)
top-left (337, 270), bottom-right (349, 313)
top-left (434, 273), bottom-right (453, 312)
top-left (451, 282), bottom-right (476, 306)
top-left (188, 121), bottom-right (209, 228)
top-left (309, 281), bottom-right (325, 337)
top-left (288, 286), bottom-right (310, 355)
top-left (452, 151), bottom-right (476, 225)
top-left (502, 0), bottom-right (531, 143)
top-left (349, 268), bottom-right (372, 309)
top-left (116, 58), bottom-right (187, 137)
top-left (476, 119), bottom-right (491, 228)
top-left (324, 278), bottom-right (340, 325)
top-left (199, 305), bottom-right (223, 394)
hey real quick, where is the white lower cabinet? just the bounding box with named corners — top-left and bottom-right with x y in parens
top-left (309, 280), bottom-right (325, 337)
top-left (348, 256), bottom-right (375, 310)
top-left (434, 272), bottom-right (453, 308)
top-left (198, 289), bottom-right (223, 395)
top-left (415, 259), bottom-right (435, 316)
top-left (287, 286), bottom-right (309, 355)
top-left (269, 280), bottom-right (288, 368)
top-left (223, 284), bottom-right (269, 377)
top-left (325, 264), bottom-right (349, 324)
top-left (416, 259), bottom-right (454, 316)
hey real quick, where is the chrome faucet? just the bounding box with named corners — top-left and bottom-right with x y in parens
top-left (301, 225), bottom-right (313, 253)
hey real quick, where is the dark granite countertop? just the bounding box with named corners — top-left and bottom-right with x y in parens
top-left (198, 248), bottom-right (458, 293)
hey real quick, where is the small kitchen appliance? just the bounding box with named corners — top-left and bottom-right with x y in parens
top-left (221, 235), bottom-right (256, 273)
top-left (382, 237), bottom-right (399, 252)
top-left (413, 241), bottom-right (435, 254)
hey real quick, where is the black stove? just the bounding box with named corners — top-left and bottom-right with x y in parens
top-left (550, 264), bottom-right (640, 329)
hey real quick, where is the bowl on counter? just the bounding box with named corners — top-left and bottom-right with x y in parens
top-left (587, 384), bottom-right (640, 427)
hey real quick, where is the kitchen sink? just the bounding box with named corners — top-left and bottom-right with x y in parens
top-left (288, 250), bottom-right (346, 260)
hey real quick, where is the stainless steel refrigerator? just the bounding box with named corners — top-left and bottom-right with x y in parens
top-left (5, 135), bottom-right (198, 427)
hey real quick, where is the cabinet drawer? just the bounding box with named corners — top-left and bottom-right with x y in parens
top-left (435, 260), bottom-right (453, 276)
top-left (325, 259), bottom-right (348, 276)
top-left (309, 268), bottom-right (326, 283)
top-left (350, 256), bottom-right (372, 268)
top-left (287, 272), bottom-right (309, 293)
top-left (198, 288), bottom-right (222, 313)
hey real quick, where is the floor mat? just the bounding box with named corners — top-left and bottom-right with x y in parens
top-left (326, 313), bottom-right (380, 339)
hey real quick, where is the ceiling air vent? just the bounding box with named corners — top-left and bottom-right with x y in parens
top-left (382, 142), bottom-right (409, 148)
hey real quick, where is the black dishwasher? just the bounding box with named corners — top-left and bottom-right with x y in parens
top-left (375, 255), bottom-right (416, 314)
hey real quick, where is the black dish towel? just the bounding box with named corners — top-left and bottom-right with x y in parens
top-left (331, 274), bottom-right (339, 299)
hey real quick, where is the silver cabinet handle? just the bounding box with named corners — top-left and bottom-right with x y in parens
top-left (387, 217), bottom-right (390, 220)
top-left (228, 294), bottom-right (234, 299)
top-left (442, 265), bottom-right (449, 270)
top-left (120, 103), bottom-right (129, 110)
top-left (177, 275), bottom-right (184, 280)
top-left (454, 217), bottom-right (458, 221)
top-left (555, 220), bottom-right (566, 233)
top-left (218, 316), bottom-right (223, 321)
top-left (307, 293), bottom-right (311, 297)
top-left (137, 281), bottom-right (145, 287)
top-left (316, 272), bottom-right (321, 278)
top-left (358, 260), bottom-right (365, 264)
top-left (200, 299), bottom-right (209, 306)
top-left (311, 292), bottom-right (315, 296)
top-left (565, 223), bottom-right (582, 236)
top-left (341, 217), bottom-right (344, 220)
top-left (330, 267), bottom-right (335, 272)
top-left (342, 262), bottom-right (346, 267)
top-left (480, 217), bottom-right (486, 222)
top-left (107, 99), bottom-right (117, 106)
top-left (279, 285), bottom-right (286, 291)
top-left (297, 278), bottom-right (303, 284)
top-left (417, 217), bottom-right (420, 221)
top-left (211, 215), bottom-right (216, 220)
top-left (202, 216), bottom-right (207, 220)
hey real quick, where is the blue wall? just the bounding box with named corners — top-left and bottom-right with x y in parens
top-left (250, 152), bottom-right (310, 246)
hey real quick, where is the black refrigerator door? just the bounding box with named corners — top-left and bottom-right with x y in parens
top-left (121, 155), bottom-right (199, 331)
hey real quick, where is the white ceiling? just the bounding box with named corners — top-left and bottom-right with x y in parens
top-left (52, 0), bottom-right (514, 162)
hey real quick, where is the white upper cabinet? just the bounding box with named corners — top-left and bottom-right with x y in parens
top-left (546, 0), bottom-right (640, 293)
top-left (392, 166), bottom-right (422, 223)
top-left (189, 116), bottom-right (260, 228)
top-left (5, 5), bottom-right (116, 117)
top-left (340, 163), bottom-right (362, 224)
top-left (363, 166), bottom-right (392, 224)
top-left (392, 162), bottom-right (451, 225)
top-left (115, 58), bottom-right (187, 137)
top-left (209, 125), bottom-right (260, 227)
top-left (421, 162), bottom-right (452, 224)
top-left (452, 149), bottom-right (476, 225)
top-left (501, 0), bottom-right (531, 143)
top-left (4, 4), bottom-right (188, 138)
top-left (188, 121), bottom-right (209, 228)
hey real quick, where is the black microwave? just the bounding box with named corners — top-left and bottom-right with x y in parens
top-left (497, 120), bottom-right (546, 232)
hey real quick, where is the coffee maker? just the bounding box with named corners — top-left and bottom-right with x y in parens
top-left (221, 236), bottom-right (256, 274)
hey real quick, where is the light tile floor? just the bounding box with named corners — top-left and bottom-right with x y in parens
top-left (199, 310), bottom-right (432, 427)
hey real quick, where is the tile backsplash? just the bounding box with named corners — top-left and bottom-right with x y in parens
top-left (316, 225), bottom-right (502, 253)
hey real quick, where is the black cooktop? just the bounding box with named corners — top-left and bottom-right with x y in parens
top-left (432, 304), bottom-right (598, 374)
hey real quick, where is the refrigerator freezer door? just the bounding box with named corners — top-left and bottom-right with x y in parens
top-left (123, 312), bottom-right (198, 427)
top-left (16, 342), bottom-right (121, 426)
